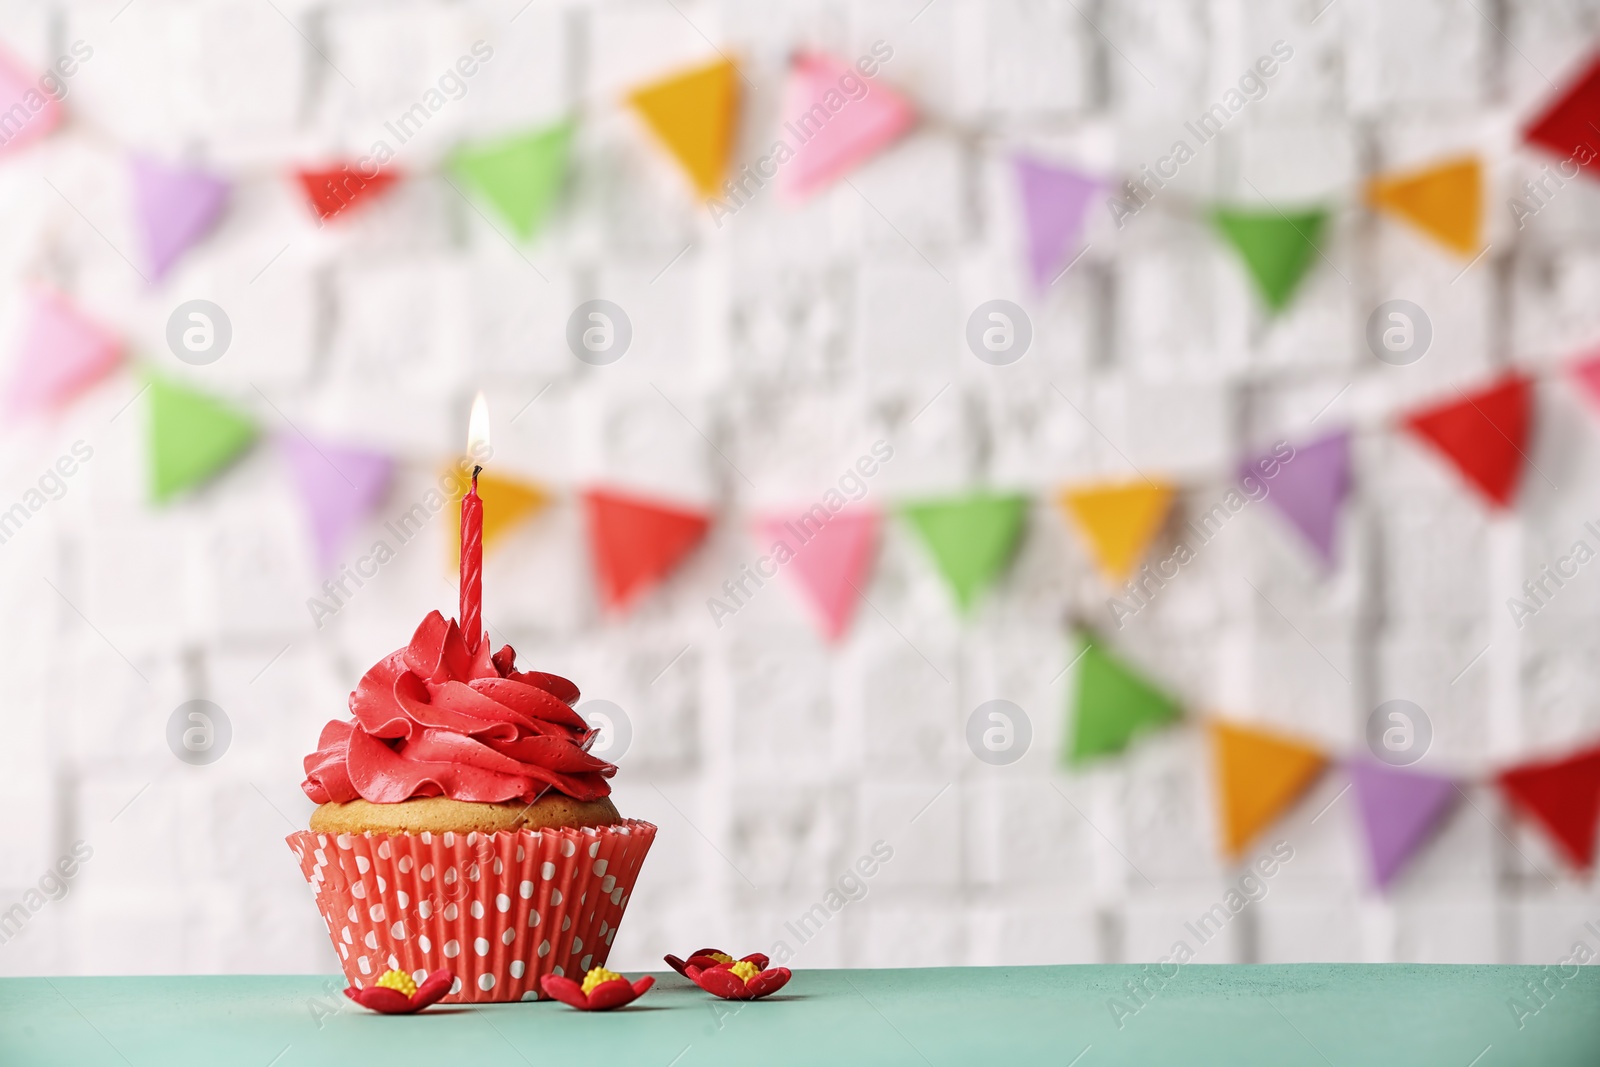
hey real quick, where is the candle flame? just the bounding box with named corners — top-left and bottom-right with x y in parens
top-left (467, 392), bottom-right (490, 459)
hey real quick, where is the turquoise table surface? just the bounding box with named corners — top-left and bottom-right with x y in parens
top-left (2, 966), bottom-right (1597, 1066)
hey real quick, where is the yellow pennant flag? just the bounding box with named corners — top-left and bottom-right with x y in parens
top-left (1366, 156), bottom-right (1481, 256)
top-left (627, 58), bottom-right (739, 197)
top-left (446, 467), bottom-right (550, 564)
top-left (1058, 480), bottom-right (1174, 583)
top-left (1208, 720), bottom-right (1326, 857)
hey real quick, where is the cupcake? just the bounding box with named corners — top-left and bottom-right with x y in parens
top-left (287, 610), bottom-right (656, 1003)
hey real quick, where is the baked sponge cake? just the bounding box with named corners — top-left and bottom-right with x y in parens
top-left (287, 611), bottom-right (656, 1003)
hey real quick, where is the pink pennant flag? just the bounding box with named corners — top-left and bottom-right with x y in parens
top-left (1349, 761), bottom-right (1457, 890)
top-left (0, 47), bottom-right (62, 157)
top-left (1246, 430), bottom-right (1351, 568)
top-left (278, 432), bottom-right (394, 574)
top-left (1569, 348), bottom-right (1600, 413)
top-left (5, 292), bottom-right (122, 416)
top-left (132, 156), bottom-right (230, 282)
top-left (1014, 155), bottom-right (1099, 290)
top-left (754, 508), bottom-right (880, 640)
top-left (780, 53), bottom-right (915, 200)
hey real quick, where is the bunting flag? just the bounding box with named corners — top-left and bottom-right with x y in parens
top-left (296, 165), bottom-right (400, 223)
top-left (1250, 431), bottom-right (1350, 568)
top-left (1523, 50), bottom-right (1600, 180)
top-left (132, 157), bottom-right (230, 281)
top-left (448, 468), bottom-right (549, 563)
top-left (1349, 762), bottom-right (1457, 890)
top-left (1402, 373), bottom-right (1532, 509)
top-left (1065, 636), bottom-right (1182, 764)
top-left (780, 52), bottom-right (915, 200)
top-left (1569, 348), bottom-right (1600, 412)
top-left (279, 434), bottom-right (394, 573)
top-left (1497, 742), bottom-right (1600, 871)
top-left (628, 59), bottom-right (738, 197)
top-left (583, 488), bottom-right (710, 611)
top-left (0, 48), bottom-right (62, 157)
top-left (754, 509), bottom-right (879, 640)
top-left (1209, 720), bottom-right (1327, 857)
top-left (900, 493), bottom-right (1028, 612)
top-left (1211, 206), bottom-right (1329, 312)
top-left (1014, 155), bottom-right (1100, 290)
top-left (1058, 480), bottom-right (1173, 584)
top-left (1365, 156), bottom-right (1481, 256)
top-left (146, 374), bottom-right (257, 503)
top-left (4, 292), bottom-right (123, 416)
top-left (452, 124), bottom-right (570, 241)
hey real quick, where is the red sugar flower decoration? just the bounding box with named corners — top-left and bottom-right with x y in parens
top-left (541, 967), bottom-right (654, 1011)
top-left (664, 947), bottom-right (769, 978)
top-left (686, 958), bottom-right (792, 1001)
top-left (344, 968), bottom-right (453, 1014)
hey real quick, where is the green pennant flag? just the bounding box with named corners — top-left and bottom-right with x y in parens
top-left (451, 122), bottom-right (570, 241)
top-left (1066, 635), bottom-right (1182, 764)
top-left (147, 374), bottom-right (257, 503)
top-left (900, 492), bottom-right (1028, 612)
top-left (1210, 206), bottom-right (1329, 312)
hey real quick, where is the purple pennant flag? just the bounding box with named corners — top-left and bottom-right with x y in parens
top-left (278, 433), bottom-right (394, 574)
top-left (132, 156), bottom-right (230, 282)
top-left (1014, 154), bottom-right (1100, 290)
top-left (1349, 761), bottom-right (1457, 890)
top-left (1246, 429), bottom-right (1351, 567)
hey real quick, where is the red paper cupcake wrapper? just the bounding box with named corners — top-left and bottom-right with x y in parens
top-left (287, 820), bottom-right (656, 1003)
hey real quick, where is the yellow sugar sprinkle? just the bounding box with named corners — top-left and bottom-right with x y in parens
top-left (375, 970), bottom-right (417, 997)
top-left (728, 960), bottom-right (760, 983)
top-left (582, 966), bottom-right (624, 995)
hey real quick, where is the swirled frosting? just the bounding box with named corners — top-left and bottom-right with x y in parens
top-left (302, 611), bottom-right (614, 805)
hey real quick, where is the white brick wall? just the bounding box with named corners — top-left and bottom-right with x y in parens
top-left (0, 0), bottom-right (1598, 977)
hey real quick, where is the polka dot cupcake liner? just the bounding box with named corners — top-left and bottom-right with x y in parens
top-left (287, 820), bottom-right (656, 1004)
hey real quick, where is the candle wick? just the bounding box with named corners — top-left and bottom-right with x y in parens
top-left (472, 465), bottom-right (482, 479)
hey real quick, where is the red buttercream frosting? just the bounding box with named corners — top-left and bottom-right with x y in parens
top-left (302, 611), bottom-right (614, 805)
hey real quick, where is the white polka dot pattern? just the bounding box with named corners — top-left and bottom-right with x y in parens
top-left (287, 820), bottom-right (656, 1004)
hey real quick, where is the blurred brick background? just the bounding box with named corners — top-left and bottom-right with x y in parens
top-left (1, 0), bottom-right (1599, 977)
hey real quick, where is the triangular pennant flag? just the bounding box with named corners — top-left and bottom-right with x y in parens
top-left (1210, 206), bottom-right (1329, 312)
top-left (1014, 155), bottom-right (1100, 290)
top-left (278, 434), bottom-right (393, 573)
top-left (1065, 636), bottom-right (1182, 764)
top-left (1208, 720), bottom-right (1327, 857)
top-left (1249, 431), bottom-right (1350, 568)
top-left (447, 468), bottom-right (550, 563)
top-left (132, 156), bottom-right (230, 281)
top-left (1401, 373), bottom-right (1532, 509)
top-left (900, 493), bottom-right (1028, 613)
top-left (1569, 348), bottom-right (1600, 413)
top-left (452, 124), bottom-right (570, 241)
top-left (1524, 51), bottom-right (1600, 181)
top-left (1366, 156), bottom-right (1481, 256)
top-left (4, 292), bottom-right (123, 416)
top-left (295, 165), bottom-right (400, 223)
top-left (627, 58), bottom-right (738, 197)
top-left (780, 53), bottom-right (915, 200)
top-left (146, 375), bottom-right (257, 503)
top-left (1058, 480), bottom-right (1173, 584)
top-left (1349, 762), bottom-right (1458, 890)
top-left (754, 509), bottom-right (880, 640)
top-left (583, 488), bottom-right (710, 611)
top-left (0, 47), bottom-right (62, 157)
top-left (1497, 742), bottom-right (1600, 871)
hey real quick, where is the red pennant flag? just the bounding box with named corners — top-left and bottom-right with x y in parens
top-left (583, 488), bottom-right (710, 611)
top-left (1401, 373), bottom-right (1532, 509)
top-left (1497, 742), bottom-right (1600, 870)
top-left (1523, 50), bottom-right (1600, 180)
top-left (296, 166), bottom-right (400, 223)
